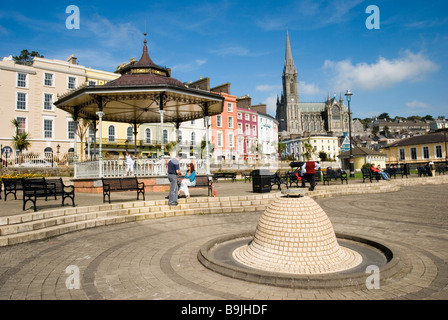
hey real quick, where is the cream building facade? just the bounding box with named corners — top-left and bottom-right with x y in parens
top-left (0, 54), bottom-right (120, 161)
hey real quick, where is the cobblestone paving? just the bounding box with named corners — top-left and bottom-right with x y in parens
top-left (0, 184), bottom-right (446, 300)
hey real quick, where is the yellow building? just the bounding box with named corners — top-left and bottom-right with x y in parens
top-left (338, 147), bottom-right (386, 172)
top-left (381, 132), bottom-right (447, 167)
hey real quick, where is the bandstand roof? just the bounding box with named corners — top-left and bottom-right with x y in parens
top-left (55, 36), bottom-right (224, 124)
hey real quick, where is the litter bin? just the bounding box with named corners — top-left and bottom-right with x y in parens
top-left (252, 169), bottom-right (271, 193)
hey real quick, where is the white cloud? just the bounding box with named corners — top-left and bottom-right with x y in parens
top-left (299, 81), bottom-right (322, 95)
top-left (406, 100), bottom-right (430, 109)
top-left (172, 59), bottom-right (206, 73)
top-left (323, 50), bottom-right (439, 92)
top-left (256, 84), bottom-right (281, 92)
top-left (264, 95), bottom-right (278, 116)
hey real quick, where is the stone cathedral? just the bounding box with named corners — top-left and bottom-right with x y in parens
top-left (276, 31), bottom-right (354, 140)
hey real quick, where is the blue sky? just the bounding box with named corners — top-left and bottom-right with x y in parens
top-left (1, 0), bottom-right (447, 119)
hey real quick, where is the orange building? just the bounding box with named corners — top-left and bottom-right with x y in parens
top-left (209, 83), bottom-right (238, 162)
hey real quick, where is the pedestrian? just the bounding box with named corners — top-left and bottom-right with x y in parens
top-left (301, 159), bottom-right (320, 191)
top-left (125, 152), bottom-right (134, 176)
top-left (167, 153), bottom-right (182, 206)
top-left (179, 163), bottom-right (196, 199)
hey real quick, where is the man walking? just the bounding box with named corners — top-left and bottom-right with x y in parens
top-left (301, 159), bottom-right (320, 191)
top-left (167, 153), bottom-right (182, 206)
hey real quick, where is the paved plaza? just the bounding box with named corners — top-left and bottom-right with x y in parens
top-left (0, 179), bottom-right (447, 303)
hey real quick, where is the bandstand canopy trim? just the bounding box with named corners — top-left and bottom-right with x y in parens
top-left (55, 36), bottom-right (224, 124)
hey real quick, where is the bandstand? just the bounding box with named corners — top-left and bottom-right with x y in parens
top-left (55, 34), bottom-right (224, 192)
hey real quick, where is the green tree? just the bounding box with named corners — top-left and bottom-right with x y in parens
top-left (11, 119), bottom-right (31, 155)
top-left (303, 142), bottom-right (314, 161)
top-left (13, 49), bottom-right (44, 66)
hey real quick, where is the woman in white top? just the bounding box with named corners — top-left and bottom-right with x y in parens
top-left (179, 163), bottom-right (196, 199)
top-left (125, 152), bottom-right (134, 176)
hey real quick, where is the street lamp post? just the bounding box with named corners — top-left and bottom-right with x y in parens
top-left (345, 90), bottom-right (354, 177)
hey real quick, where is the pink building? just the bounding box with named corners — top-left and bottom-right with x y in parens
top-left (236, 106), bottom-right (258, 160)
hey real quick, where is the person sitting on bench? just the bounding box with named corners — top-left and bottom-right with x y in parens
top-left (179, 163), bottom-right (196, 199)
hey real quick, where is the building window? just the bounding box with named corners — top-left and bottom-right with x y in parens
top-left (245, 124), bottom-right (249, 135)
top-left (229, 132), bottom-right (234, 148)
top-left (216, 115), bottom-right (222, 127)
top-left (68, 121), bottom-right (76, 140)
top-left (88, 80), bottom-right (97, 86)
top-left (252, 115), bottom-right (256, 122)
top-left (435, 145), bottom-right (442, 159)
top-left (16, 92), bottom-right (27, 110)
top-left (163, 129), bottom-right (168, 144)
top-left (17, 73), bottom-right (27, 88)
top-left (44, 73), bottom-right (53, 86)
top-left (227, 103), bottom-right (233, 112)
top-left (108, 125), bottom-right (115, 142)
top-left (44, 93), bottom-right (53, 110)
top-left (253, 125), bottom-right (256, 136)
top-left (127, 127), bottom-right (134, 142)
top-left (410, 147), bottom-right (417, 160)
top-left (178, 130), bottom-right (182, 143)
top-left (44, 119), bottom-right (53, 139)
top-left (237, 113), bottom-right (242, 120)
top-left (191, 132), bottom-right (196, 146)
top-left (399, 148), bottom-right (405, 161)
top-left (217, 132), bottom-right (223, 147)
top-left (245, 114), bottom-right (249, 121)
top-left (68, 76), bottom-right (77, 89)
top-left (145, 128), bottom-right (151, 144)
top-left (422, 146), bottom-right (429, 159)
top-left (238, 123), bottom-right (242, 134)
top-left (228, 116), bottom-right (233, 128)
top-left (16, 117), bottom-right (26, 134)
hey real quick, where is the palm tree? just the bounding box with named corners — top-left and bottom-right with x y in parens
top-left (11, 119), bottom-right (31, 156)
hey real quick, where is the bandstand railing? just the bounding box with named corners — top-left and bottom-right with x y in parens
top-left (74, 158), bottom-right (208, 179)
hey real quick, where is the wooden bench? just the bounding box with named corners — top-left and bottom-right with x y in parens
top-left (45, 178), bottom-right (75, 208)
top-left (3, 177), bottom-right (23, 201)
top-left (270, 171), bottom-right (289, 191)
top-left (101, 177), bottom-right (145, 203)
top-left (212, 172), bottom-right (236, 182)
top-left (436, 165), bottom-right (446, 175)
top-left (241, 171), bottom-right (253, 183)
top-left (322, 168), bottom-right (348, 185)
top-left (361, 168), bottom-right (381, 183)
top-left (22, 178), bottom-right (61, 212)
top-left (177, 175), bottom-right (213, 197)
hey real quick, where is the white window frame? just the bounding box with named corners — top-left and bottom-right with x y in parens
top-left (108, 125), bottom-right (116, 142)
top-left (229, 132), bottom-right (234, 148)
top-left (245, 114), bottom-right (249, 121)
top-left (68, 76), bottom-right (77, 90)
top-left (43, 117), bottom-right (54, 139)
top-left (422, 146), bottom-right (430, 160)
top-left (217, 131), bottom-right (223, 147)
top-left (17, 72), bottom-right (28, 88)
top-left (398, 148), bottom-right (405, 161)
top-left (44, 72), bottom-right (54, 87)
top-left (16, 92), bottom-right (27, 110)
top-left (435, 145), bottom-right (443, 159)
top-left (67, 120), bottom-right (76, 140)
top-left (237, 112), bottom-right (242, 120)
top-left (145, 128), bottom-right (151, 144)
top-left (252, 115), bottom-right (256, 122)
top-left (216, 115), bottom-right (222, 127)
top-left (410, 147), bottom-right (417, 160)
top-left (228, 116), bottom-right (233, 128)
top-left (43, 93), bottom-right (54, 111)
top-left (16, 116), bottom-right (27, 134)
top-left (227, 103), bottom-right (233, 112)
top-left (238, 123), bottom-right (242, 134)
top-left (127, 126), bottom-right (134, 142)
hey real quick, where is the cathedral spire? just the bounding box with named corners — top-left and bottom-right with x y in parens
top-left (284, 29), bottom-right (297, 75)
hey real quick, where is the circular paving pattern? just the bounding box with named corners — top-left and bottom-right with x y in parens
top-left (0, 184), bottom-right (446, 300)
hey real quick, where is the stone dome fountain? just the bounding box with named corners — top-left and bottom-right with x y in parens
top-left (198, 192), bottom-right (399, 288)
top-left (232, 196), bottom-right (362, 274)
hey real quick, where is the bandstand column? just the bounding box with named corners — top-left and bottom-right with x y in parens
top-left (204, 115), bottom-right (211, 175)
top-left (96, 110), bottom-right (105, 178)
top-left (159, 109), bottom-right (165, 176)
